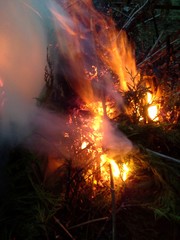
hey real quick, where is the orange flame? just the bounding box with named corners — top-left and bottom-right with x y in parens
top-left (49, 0), bottom-right (134, 184)
top-left (94, 28), bottom-right (138, 91)
top-left (51, 0), bottom-right (137, 104)
top-left (79, 101), bottom-right (130, 182)
top-left (51, 8), bottom-right (76, 36)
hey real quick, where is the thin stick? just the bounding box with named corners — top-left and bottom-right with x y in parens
top-left (121, 0), bottom-right (149, 30)
top-left (69, 217), bottom-right (109, 229)
top-left (109, 164), bottom-right (116, 240)
top-left (54, 217), bottom-right (76, 240)
top-left (146, 31), bottom-right (164, 57)
top-left (144, 14), bottom-right (160, 23)
top-left (146, 148), bottom-right (180, 164)
top-left (137, 38), bottom-right (179, 67)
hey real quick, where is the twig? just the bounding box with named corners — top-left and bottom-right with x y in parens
top-left (111, 7), bottom-right (130, 18)
top-left (146, 148), bottom-right (180, 164)
top-left (137, 38), bottom-right (179, 67)
top-left (69, 217), bottom-right (109, 229)
top-left (146, 31), bottom-right (164, 57)
top-left (109, 164), bottom-right (116, 240)
top-left (54, 217), bottom-right (76, 240)
top-left (121, 0), bottom-right (149, 30)
top-left (144, 14), bottom-right (160, 23)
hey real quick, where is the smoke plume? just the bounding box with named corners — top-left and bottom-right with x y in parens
top-left (0, 0), bottom-right (49, 145)
top-left (0, 0), bottom-right (133, 173)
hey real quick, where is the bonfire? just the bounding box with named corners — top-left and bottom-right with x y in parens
top-left (0, 1), bottom-right (179, 240)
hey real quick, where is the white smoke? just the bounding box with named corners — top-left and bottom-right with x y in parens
top-left (0, 0), bottom-right (50, 144)
top-left (0, 0), bottom-right (133, 166)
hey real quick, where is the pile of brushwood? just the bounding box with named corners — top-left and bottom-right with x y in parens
top-left (0, 0), bottom-right (179, 240)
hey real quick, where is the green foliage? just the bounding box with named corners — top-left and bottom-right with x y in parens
top-left (122, 70), bottom-right (151, 124)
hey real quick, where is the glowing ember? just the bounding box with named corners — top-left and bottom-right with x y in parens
top-left (64, 132), bottom-right (69, 138)
top-left (81, 141), bottom-right (88, 149)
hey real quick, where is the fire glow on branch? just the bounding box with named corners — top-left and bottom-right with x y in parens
top-left (48, 0), bottom-right (161, 181)
top-left (63, 100), bottom-right (131, 183)
top-left (51, 0), bottom-right (160, 121)
top-left (147, 92), bottom-right (159, 121)
top-left (0, 0), bottom-right (162, 185)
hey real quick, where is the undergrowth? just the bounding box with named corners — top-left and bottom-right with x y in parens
top-left (0, 142), bottom-right (179, 240)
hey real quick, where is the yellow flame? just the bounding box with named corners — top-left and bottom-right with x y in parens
top-left (110, 160), bottom-right (120, 178)
top-left (147, 92), bottom-right (153, 104)
top-left (86, 101), bottom-right (116, 120)
top-left (147, 92), bottom-right (159, 121)
top-left (93, 115), bottom-right (103, 131)
top-left (148, 105), bottom-right (158, 121)
top-left (49, 1), bottom-right (134, 185)
top-left (100, 154), bottom-right (120, 179)
top-left (122, 163), bottom-right (129, 181)
top-left (100, 154), bottom-right (131, 181)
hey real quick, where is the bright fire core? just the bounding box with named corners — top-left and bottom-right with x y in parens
top-left (147, 92), bottom-right (159, 121)
top-left (79, 102), bottom-right (131, 184)
top-left (48, 0), bottom-right (164, 186)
